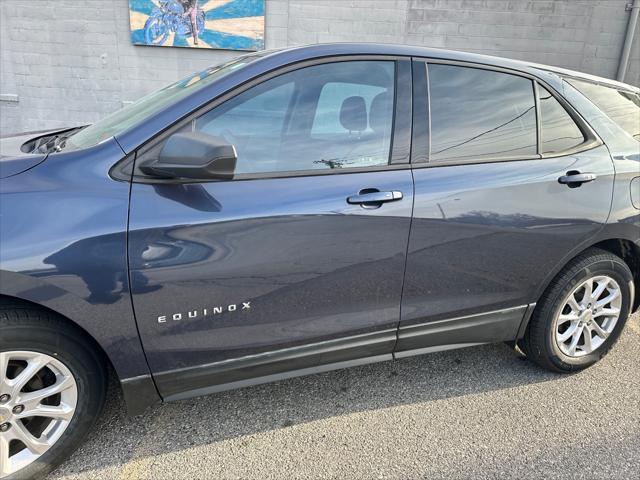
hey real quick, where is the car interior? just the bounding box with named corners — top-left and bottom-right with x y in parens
top-left (196, 61), bottom-right (396, 174)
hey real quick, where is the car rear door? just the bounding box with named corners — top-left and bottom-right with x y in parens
top-left (128, 58), bottom-right (414, 399)
top-left (395, 60), bottom-right (615, 356)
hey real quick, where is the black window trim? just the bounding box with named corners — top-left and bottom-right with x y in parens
top-left (409, 57), bottom-right (603, 169)
top-left (533, 80), bottom-right (542, 155)
top-left (410, 59), bottom-right (429, 164)
top-left (119, 55), bottom-right (413, 184)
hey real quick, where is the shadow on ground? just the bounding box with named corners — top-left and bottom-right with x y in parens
top-left (52, 340), bottom-right (569, 475)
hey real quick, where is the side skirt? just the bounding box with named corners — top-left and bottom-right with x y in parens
top-left (150, 305), bottom-right (534, 404)
top-left (120, 374), bottom-right (162, 416)
top-left (164, 354), bottom-right (392, 402)
top-left (394, 305), bottom-right (531, 358)
top-left (156, 328), bottom-right (397, 401)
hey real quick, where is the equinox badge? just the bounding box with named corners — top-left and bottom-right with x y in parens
top-left (158, 302), bottom-right (251, 323)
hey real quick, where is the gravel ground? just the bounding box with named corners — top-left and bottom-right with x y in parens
top-left (50, 312), bottom-right (640, 480)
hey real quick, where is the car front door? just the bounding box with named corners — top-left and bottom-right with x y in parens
top-left (395, 60), bottom-right (615, 356)
top-left (128, 58), bottom-right (414, 399)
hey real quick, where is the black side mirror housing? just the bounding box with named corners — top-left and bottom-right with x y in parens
top-left (139, 131), bottom-right (237, 181)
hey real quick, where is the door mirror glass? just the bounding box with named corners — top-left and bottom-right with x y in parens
top-left (139, 131), bottom-right (237, 181)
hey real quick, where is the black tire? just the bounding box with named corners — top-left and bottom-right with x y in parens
top-left (521, 248), bottom-right (634, 372)
top-left (0, 305), bottom-right (107, 480)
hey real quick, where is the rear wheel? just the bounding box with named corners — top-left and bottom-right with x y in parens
top-left (0, 307), bottom-right (106, 479)
top-left (521, 248), bottom-right (634, 372)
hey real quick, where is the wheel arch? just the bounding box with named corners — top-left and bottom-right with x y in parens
top-left (0, 293), bottom-right (116, 371)
top-left (590, 238), bottom-right (640, 313)
top-left (529, 234), bottom-right (640, 324)
top-left (0, 272), bottom-right (161, 415)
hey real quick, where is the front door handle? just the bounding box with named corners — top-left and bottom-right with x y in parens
top-left (347, 190), bottom-right (403, 205)
top-left (558, 171), bottom-right (597, 188)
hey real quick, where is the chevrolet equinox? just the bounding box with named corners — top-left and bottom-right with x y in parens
top-left (1, 44), bottom-right (639, 479)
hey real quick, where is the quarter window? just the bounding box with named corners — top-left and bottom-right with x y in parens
top-left (568, 79), bottom-right (640, 141)
top-left (538, 84), bottom-right (585, 154)
top-left (427, 64), bottom-right (537, 162)
top-left (193, 61), bottom-right (396, 174)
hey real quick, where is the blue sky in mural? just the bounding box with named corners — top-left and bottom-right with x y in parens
top-left (129, 0), bottom-right (265, 51)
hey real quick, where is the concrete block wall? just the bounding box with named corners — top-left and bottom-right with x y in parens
top-left (404, 0), bottom-right (639, 83)
top-left (0, 0), bottom-right (638, 135)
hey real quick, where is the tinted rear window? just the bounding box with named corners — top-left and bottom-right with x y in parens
top-left (568, 79), bottom-right (640, 141)
top-left (428, 64), bottom-right (537, 162)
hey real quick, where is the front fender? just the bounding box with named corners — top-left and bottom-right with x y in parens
top-left (0, 137), bottom-right (159, 413)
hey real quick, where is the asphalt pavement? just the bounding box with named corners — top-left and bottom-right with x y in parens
top-left (50, 312), bottom-right (640, 480)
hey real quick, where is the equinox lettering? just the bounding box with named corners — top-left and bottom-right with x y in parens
top-left (157, 301), bottom-right (252, 324)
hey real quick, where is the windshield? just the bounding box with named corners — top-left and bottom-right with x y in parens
top-left (64, 54), bottom-right (262, 150)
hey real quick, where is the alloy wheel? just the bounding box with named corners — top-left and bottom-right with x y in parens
top-left (554, 275), bottom-right (622, 358)
top-left (0, 351), bottom-right (78, 477)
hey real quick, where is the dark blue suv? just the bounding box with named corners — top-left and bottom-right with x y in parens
top-left (1, 44), bottom-right (639, 479)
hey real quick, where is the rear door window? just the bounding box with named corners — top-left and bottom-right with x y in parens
top-left (427, 64), bottom-right (537, 162)
top-left (568, 79), bottom-right (640, 141)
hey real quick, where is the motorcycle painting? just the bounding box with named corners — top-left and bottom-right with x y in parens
top-left (128, 0), bottom-right (265, 51)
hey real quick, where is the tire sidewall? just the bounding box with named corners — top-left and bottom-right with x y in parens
top-left (1, 324), bottom-right (105, 480)
top-left (544, 258), bottom-right (633, 370)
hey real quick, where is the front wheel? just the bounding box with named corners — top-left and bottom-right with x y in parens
top-left (0, 307), bottom-right (106, 479)
top-left (521, 248), bottom-right (634, 372)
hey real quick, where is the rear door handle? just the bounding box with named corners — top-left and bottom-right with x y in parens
top-left (558, 171), bottom-right (597, 187)
top-left (347, 190), bottom-right (403, 205)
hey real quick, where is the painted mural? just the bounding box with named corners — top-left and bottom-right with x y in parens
top-left (128, 0), bottom-right (264, 51)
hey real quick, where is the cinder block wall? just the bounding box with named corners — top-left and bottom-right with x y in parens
top-left (0, 0), bottom-right (638, 135)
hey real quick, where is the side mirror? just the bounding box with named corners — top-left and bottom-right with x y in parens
top-left (139, 131), bottom-right (237, 181)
